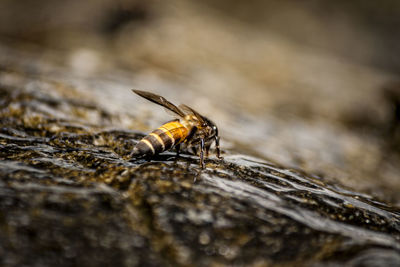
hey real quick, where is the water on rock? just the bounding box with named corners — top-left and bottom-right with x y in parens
top-left (0, 46), bottom-right (399, 266)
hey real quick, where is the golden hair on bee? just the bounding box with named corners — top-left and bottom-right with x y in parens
top-left (130, 90), bottom-right (222, 168)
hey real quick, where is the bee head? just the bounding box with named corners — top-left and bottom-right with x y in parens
top-left (203, 117), bottom-right (219, 138)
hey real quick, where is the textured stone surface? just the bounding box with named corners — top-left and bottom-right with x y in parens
top-left (1, 1), bottom-right (400, 265)
top-left (0, 45), bottom-right (399, 266)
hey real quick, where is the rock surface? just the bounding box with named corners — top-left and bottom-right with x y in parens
top-left (1, 44), bottom-right (400, 266)
top-left (1, 0), bottom-right (400, 266)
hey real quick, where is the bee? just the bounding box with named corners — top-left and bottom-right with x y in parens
top-left (130, 89), bottom-right (222, 168)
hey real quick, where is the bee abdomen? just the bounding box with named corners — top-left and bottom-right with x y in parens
top-left (130, 138), bottom-right (155, 157)
top-left (131, 122), bottom-right (188, 158)
top-left (151, 129), bottom-right (174, 151)
top-left (130, 134), bottom-right (164, 157)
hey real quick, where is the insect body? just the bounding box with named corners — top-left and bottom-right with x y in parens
top-left (130, 90), bottom-right (222, 168)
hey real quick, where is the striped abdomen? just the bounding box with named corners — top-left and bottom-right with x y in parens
top-left (131, 121), bottom-right (189, 157)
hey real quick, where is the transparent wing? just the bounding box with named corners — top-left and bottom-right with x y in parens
top-left (179, 104), bottom-right (205, 124)
top-left (132, 89), bottom-right (185, 117)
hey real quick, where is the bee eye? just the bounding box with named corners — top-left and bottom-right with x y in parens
top-left (213, 126), bottom-right (218, 135)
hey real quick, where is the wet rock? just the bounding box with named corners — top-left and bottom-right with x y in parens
top-left (0, 44), bottom-right (399, 266)
top-left (1, 0), bottom-right (400, 204)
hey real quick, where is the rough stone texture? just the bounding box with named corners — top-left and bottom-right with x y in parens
top-left (0, 44), bottom-right (400, 266)
top-left (1, 0), bottom-right (400, 266)
top-left (1, 0), bottom-right (400, 203)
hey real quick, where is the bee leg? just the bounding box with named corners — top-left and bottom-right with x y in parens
top-left (199, 138), bottom-right (205, 169)
top-left (191, 146), bottom-right (198, 156)
top-left (185, 126), bottom-right (198, 156)
top-left (205, 143), bottom-right (211, 158)
top-left (215, 136), bottom-right (223, 159)
top-left (176, 144), bottom-right (181, 157)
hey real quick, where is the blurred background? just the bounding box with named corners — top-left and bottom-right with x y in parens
top-left (0, 0), bottom-right (399, 204)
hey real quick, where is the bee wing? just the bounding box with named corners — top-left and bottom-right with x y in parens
top-left (179, 104), bottom-right (205, 124)
top-left (132, 89), bottom-right (185, 117)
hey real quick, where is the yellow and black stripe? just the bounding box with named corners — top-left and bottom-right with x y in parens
top-left (131, 121), bottom-right (189, 157)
